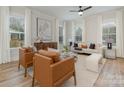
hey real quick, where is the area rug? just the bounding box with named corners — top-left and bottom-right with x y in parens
top-left (61, 54), bottom-right (106, 87)
top-left (29, 54), bottom-right (106, 87)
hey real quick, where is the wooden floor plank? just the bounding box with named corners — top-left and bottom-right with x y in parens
top-left (94, 58), bottom-right (124, 87)
top-left (0, 58), bottom-right (124, 87)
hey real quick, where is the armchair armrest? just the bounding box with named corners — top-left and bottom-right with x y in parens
top-left (50, 57), bottom-right (75, 83)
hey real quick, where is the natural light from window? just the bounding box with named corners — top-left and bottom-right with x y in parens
top-left (102, 22), bottom-right (116, 46)
top-left (9, 16), bottom-right (25, 48)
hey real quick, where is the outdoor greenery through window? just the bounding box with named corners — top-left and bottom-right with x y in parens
top-left (102, 23), bottom-right (116, 46)
top-left (10, 16), bottom-right (25, 48)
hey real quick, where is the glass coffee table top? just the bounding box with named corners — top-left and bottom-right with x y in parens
top-left (60, 51), bottom-right (78, 61)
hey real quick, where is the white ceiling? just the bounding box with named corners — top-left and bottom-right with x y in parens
top-left (28, 6), bottom-right (123, 20)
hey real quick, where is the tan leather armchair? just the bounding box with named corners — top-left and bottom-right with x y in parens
top-left (32, 53), bottom-right (76, 87)
top-left (18, 48), bottom-right (34, 77)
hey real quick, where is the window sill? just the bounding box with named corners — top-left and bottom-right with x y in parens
top-left (10, 47), bottom-right (20, 50)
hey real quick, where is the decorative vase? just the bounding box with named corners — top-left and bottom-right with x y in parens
top-left (107, 43), bottom-right (112, 49)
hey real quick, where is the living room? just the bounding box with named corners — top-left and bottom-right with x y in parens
top-left (0, 5), bottom-right (124, 88)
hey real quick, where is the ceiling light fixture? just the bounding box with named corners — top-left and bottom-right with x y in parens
top-left (78, 11), bottom-right (83, 16)
top-left (70, 6), bottom-right (92, 16)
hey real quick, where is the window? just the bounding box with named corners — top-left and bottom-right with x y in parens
top-left (74, 27), bottom-right (82, 42)
top-left (59, 26), bottom-right (63, 49)
top-left (9, 16), bottom-right (25, 48)
top-left (102, 22), bottom-right (116, 46)
top-left (59, 26), bottom-right (63, 44)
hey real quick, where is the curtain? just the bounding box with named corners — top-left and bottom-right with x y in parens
top-left (63, 21), bottom-right (66, 45)
top-left (55, 19), bottom-right (59, 49)
top-left (0, 6), bottom-right (10, 64)
top-left (116, 10), bottom-right (124, 58)
top-left (25, 8), bottom-right (32, 46)
top-left (97, 15), bottom-right (102, 44)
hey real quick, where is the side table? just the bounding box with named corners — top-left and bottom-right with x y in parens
top-left (104, 48), bottom-right (116, 59)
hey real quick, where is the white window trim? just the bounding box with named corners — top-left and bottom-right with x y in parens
top-left (102, 22), bottom-right (116, 47)
top-left (9, 16), bottom-right (25, 49)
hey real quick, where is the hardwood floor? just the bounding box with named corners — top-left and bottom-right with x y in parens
top-left (94, 58), bottom-right (124, 87)
top-left (0, 58), bottom-right (124, 87)
top-left (0, 62), bottom-right (33, 87)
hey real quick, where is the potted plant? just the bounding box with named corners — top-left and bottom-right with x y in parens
top-left (63, 45), bottom-right (69, 52)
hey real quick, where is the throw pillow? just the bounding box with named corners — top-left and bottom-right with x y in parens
top-left (81, 43), bottom-right (87, 48)
top-left (89, 43), bottom-right (95, 49)
top-left (73, 43), bottom-right (78, 47)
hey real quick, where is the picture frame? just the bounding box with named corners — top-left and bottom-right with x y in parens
top-left (36, 17), bottom-right (52, 41)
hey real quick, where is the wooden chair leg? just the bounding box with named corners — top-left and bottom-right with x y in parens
top-left (24, 68), bottom-right (27, 77)
top-left (32, 76), bottom-right (35, 87)
top-left (32, 60), bottom-right (35, 87)
top-left (73, 71), bottom-right (77, 86)
top-left (18, 63), bottom-right (20, 70)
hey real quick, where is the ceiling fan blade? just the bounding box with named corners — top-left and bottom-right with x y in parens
top-left (83, 6), bottom-right (92, 11)
top-left (69, 10), bottom-right (79, 12)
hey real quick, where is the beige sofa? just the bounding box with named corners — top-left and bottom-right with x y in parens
top-left (72, 43), bottom-right (103, 55)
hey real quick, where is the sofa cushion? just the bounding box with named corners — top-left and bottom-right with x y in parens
top-left (83, 48), bottom-right (99, 54)
top-left (38, 49), bottom-right (60, 63)
top-left (74, 47), bottom-right (82, 51)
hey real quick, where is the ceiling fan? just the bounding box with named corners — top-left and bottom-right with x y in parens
top-left (70, 6), bottom-right (92, 16)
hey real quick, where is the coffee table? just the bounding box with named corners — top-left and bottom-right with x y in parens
top-left (61, 51), bottom-right (78, 62)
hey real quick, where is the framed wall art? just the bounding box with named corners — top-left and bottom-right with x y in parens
top-left (37, 17), bottom-right (52, 41)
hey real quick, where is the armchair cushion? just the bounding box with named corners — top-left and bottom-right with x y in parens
top-left (38, 49), bottom-right (60, 63)
top-left (47, 48), bottom-right (60, 53)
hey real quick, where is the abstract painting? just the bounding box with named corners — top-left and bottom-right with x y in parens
top-left (37, 18), bottom-right (52, 41)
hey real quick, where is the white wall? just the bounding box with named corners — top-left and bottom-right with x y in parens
top-left (9, 6), bottom-right (59, 61)
top-left (65, 21), bottom-right (73, 44)
top-left (116, 9), bottom-right (124, 58)
top-left (84, 11), bottom-right (116, 45)
top-left (64, 8), bottom-right (124, 58)
top-left (10, 6), bottom-right (59, 45)
top-left (31, 9), bottom-right (58, 44)
top-left (121, 9), bottom-right (124, 57)
top-left (73, 19), bottom-right (85, 42)
top-left (10, 6), bottom-right (25, 16)
top-left (64, 18), bottom-right (85, 44)
top-left (3, 6), bottom-right (124, 61)
top-left (85, 15), bottom-right (99, 44)
top-left (84, 9), bottom-right (124, 58)
top-left (9, 6), bottom-right (26, 61)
